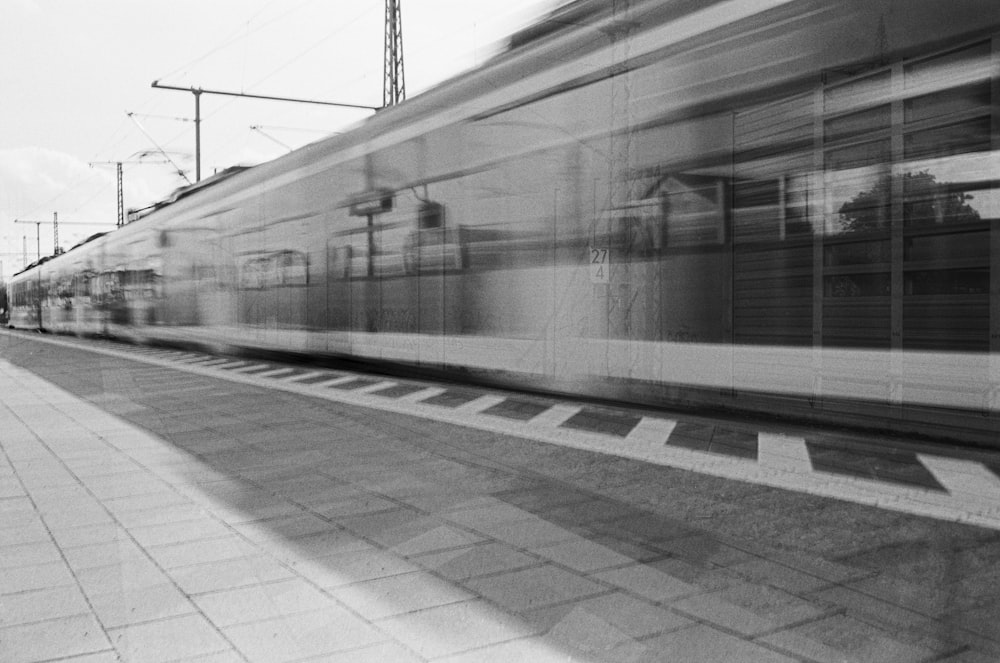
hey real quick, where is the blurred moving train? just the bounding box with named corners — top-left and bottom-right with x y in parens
top-left (9, 0), bottom-right (1000, 442)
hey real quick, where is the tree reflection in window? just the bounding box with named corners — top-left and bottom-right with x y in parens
top-left (902, 170), bottom-right (981, 227)
top-left (837, 170), bottom-right (981, 232)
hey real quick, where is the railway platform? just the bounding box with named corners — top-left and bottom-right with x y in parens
top-left (2, 331), bottom-right (1000, 663)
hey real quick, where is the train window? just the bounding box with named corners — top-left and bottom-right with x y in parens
top-left (904, 230), bottom-right (989, 263)
top-left (824, 273), bottom-right (890, 298)
top-left (903, 41), bottom-right (992, 92)
top-left (904, 268), bottom-right (989, 296)
top-left (904, 116), bottom-right (992, 161)
top-left (823, 105), bottom-right (890, 143)
top-left (823, 70), bottom-right (890, 116)
top-left (239, 251), bottom-right (308, 287)
top-left (824, 239), bottom-right (890, 267)
top-left (904, 81), bottom-right (992, 125)
top-left (276, 251), bottom-right (307, 286)
top-left (825, 140), bottom-right (891, 236)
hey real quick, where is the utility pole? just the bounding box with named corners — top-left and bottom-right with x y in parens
top-left (90, 158), bottom-right (172, 227)
top-left (384, 0), bottom-right (405, 107)
top-left (117, 163), bottom-right (123, 226)
top-left (14, 219), bottom-right (42, 262)
top-left (14, 217), bottom-right (115, 261)
top-left (151, 83), bottom-right (378, 182)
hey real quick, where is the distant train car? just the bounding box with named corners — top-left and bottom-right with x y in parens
top-left (9, 0), bottom-right (1000, 442)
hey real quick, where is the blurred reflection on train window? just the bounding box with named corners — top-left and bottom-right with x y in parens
top-left (661, 175), bottom-right (725, 247)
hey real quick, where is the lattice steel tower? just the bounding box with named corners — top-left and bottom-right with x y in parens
top-left (383, 0), bottom-right (405, 107)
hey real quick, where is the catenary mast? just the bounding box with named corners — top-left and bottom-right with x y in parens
top-left (384, 0), bottom-right (405, 107)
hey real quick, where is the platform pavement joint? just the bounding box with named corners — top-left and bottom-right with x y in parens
top-left (23, 332), bottom-right (1000, 530)
top-left (1, 335), bottom-right (1000, 662)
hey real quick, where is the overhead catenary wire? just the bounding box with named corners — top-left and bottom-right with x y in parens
top-left (126, 113), bottom-right (192, 184)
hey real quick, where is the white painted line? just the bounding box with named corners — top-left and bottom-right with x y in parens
top-left (211, 361), bottom-right (250, 370)
top-left (313, 376), bottom-right (359, 388)
top-left (175, 356), bottom-right (217, 364)
top-left (253, 368), bottom-right (298, 379)
top-left (531, 404), bottom-right (582, 428)
top-left (283, 371), bottom-right (327, 383)
top-left (456, 395), bottom-right (507, 414)
top-left (197, 358), bottom-right (238, 367)
top-left (757, 433), bottom-right (813, 473)
top-left (920, 455), bottom-right (1000, 501)
top-left (229, 364), bottom-right (273, 374)
top-left (626, 417), bottom-right (677, 445)
top-left (171, 354), bottom-right (210, 362)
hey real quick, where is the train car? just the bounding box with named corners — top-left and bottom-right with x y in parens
top-left (9, 0), bottom-right (1000, 443)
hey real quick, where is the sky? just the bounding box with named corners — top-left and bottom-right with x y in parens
top-left (0, 0), bottom-right (555, 279)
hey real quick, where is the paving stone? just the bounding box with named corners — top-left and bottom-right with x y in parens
top-left (49, 651), bottom-right (122, 663)
top-left (273, 528), bottom-right (373, 560)
top-left (377, 599), bottom-right (540, 659)
top-left (233, 510), bottom-right (342, 542)
top-left (444, 502), bottom-right (538, 528)
top-left (0, 520), bottom-right (58, 546)
top-left (524, 591), bottom-right (692, 640)
top-left (169, 554), bottom-right (296, 595)
top-left (49, 522), bottom-right (131, 549)
top-left (693, 579), bottom-right (832, 631)
top-left (811, 585), bottom-right (934, 631)
top-left (220, 607), bottom-right (385, 663)
top-left (0, 539), bottom-right (63, 569)
top-left (331, 570), bottom-right (475, 620)
top-left (340, 511), bottom-right (483, 555)
top-left (639, 623), bottom-right (798, 662)
top-left (533, 538), bottom-right (635, 572)
top-left (40, 504), bottom-right (116, 530)
top-left (759, 614), bottom-right (940, 663)
top-left (62, 538), bottom-right (149, 571)
top-left (145, 535), bottom-right (260, 569)
top-left (128, 518), bottom-right (235, 547)
top-left (642, 557), bottom-right (735, 593)
top-left (465, 564), bottom-right (608, 612)
top-left (113, 504), bottom-right (210, 529)
top-left (591, 563), bottom-right (700, 603)
top-left (652, 533), bottom-right (756, 566)
top-left (76, 559), bottom-right (173, 597)
top-left (843, 572), bottom-right (961, 618)
top-left (0, 560), bottom-right (77, 594)
top-left (0, 614), bottom-right (110, 662)
top-left (413, 542), bottom-right (540, 580)
top-left (193, 578), bottom-right (336, 627)
top-left (0, 585), bottom-right (92, 628)
top-left (294, 548), bottom-right (419, 588)
top-left (312, 494), bottom-right (401, 519)
top-left (478, 517), bottom-right (580, 548)
top-left (297, 641), bottom-right (425, 663)
top-left (87, 582), bottom-right (198, 628)
top-left (725, 556), bottom-right (839, 594)
top-left (108, 614), bottom-right (231, 663)
top-left (493, 485), bottom-right (594, 512)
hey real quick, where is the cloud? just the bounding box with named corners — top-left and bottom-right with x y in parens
top-left (11, 0), bottom-right (41, 15)
top-left (0, 147), bottom-right (111, 220)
